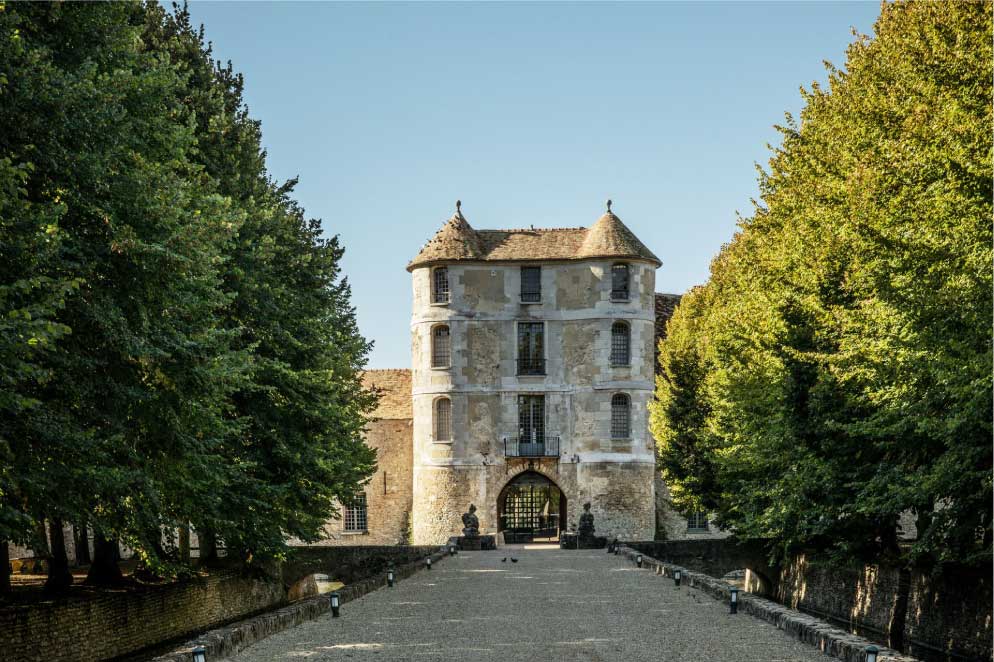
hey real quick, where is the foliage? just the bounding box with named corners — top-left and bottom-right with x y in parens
top-left (0, 0), bottom-right (376, 582)
top-left (651, 0), bottom-right (992, 567)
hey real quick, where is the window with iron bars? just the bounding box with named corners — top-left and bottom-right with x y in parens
top-left (431, 325), bottom-right (450, 368)
top-left (611, 263), bottom-right (630, 300)
top-left (611, 393), bottom-right (630, 439)
top-left (435, 397), bottom-right (452, 441)
top-left (432, 267), bottom-right (450, 303)
top-left (610, 321), bottom-right (630, 365)
top-left (344, 493), bottom-right (368, 532)
top-left (517, 322), bottom-right (545, 375)
top-left (520, 266), bottom-right (541, 302)
top-left (687, 511), bottom-right (709, 532)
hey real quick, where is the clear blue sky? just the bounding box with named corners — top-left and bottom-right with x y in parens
top-left (182, 1), bottom-right (881, 369)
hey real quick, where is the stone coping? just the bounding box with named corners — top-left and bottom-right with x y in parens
top-left (617, 546), bottom-right (920, 662)
top-left (150, 546), bottom-right (449, 662)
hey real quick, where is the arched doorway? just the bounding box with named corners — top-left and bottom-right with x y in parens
top-left (498, 471), bottom-right (565, 543)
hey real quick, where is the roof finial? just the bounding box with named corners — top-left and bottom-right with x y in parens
top-left (455, 199), bottom-right (462, 215)
top-left (606, 199), bottom-right (612, 213)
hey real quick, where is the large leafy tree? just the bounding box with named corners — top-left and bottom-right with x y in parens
top-left (651, 0), bottom-right (992, 567)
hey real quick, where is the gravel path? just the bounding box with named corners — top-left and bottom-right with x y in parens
top-left (231, 545), bottom-right (829, 661)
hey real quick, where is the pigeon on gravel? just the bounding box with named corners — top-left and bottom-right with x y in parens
top-left (511, 558), bottom-right (518, 563)
top-left (501, 557), bottom-right (507, 562)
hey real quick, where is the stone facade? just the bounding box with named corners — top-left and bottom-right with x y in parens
top-left (312, 205), bottom-right (724, 546)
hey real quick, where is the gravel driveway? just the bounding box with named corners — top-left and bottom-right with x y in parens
top-left (231, 545), bottom-right (828, 661)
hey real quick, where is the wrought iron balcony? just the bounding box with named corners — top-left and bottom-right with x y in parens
top-left (516, 357), bottom-right (546, 375)
top-left (504, 436), bottom-right (560, 458)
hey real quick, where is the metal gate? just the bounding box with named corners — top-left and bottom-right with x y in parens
top-left (499, 472), bottom-right (562, 543)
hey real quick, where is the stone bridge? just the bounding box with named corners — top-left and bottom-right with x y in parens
top-left (280, 545), bottom-right (445, 591)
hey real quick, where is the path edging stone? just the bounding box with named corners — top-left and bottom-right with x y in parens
top-left (617, 546), bottom-right (920, 662)
top-left (149, 546), bottom-right (449, 662)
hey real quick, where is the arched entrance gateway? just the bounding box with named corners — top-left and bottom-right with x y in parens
top-left (498, 471), bottom-right (565, 543)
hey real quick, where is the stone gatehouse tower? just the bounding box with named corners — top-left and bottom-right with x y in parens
top-left (315, 203), bottom-right (725, 546)
top-left (407, 202), bottom-right (660, 544)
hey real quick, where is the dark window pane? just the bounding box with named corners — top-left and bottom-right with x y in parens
top-left (518, 395), bottom-right (545, 444)
top-left (435, 398), bottom-right (451, 440)
top-left (611, 322), bottom-right (630, 365)
top-left (517, 322), bottom-right (545, 374)
top-left (345, 493), bottom-right (368, 532)
top-left (521, 266), bottom-right (541, 302)
top-left (433, 267), bottom-right (450, 303)
top-left (611, 264), bottom-right (629, 300)
top-left (611, 393), bottom-right (630, 438)
top-left (432, 325), bottom-right (450, 367)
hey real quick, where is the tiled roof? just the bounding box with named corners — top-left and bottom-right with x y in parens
top-left (654, 292), bottom-right (683, 371)
top-left (362, 369), bottom-right (412, 420)
top-left (408, 206), bottom-right (661, 271)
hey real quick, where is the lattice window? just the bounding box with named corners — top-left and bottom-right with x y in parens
top-left (611, 263), bottom-right (630, 300)
top-left (431, 325), bottom-right (450, 368)
top-left (611, 393), bottom-right (630, 439)
top-left (344, 493), bottom-right (368, 532)
top-left (687, 511), bottom-right (709, 532)
top-left (435, 398), bottom-right (452, 441)
top-left (518, 395), bottom-right (545, 444)
top-left (610, 321), bottom-right (630, 365)
top-left (517, 322), bottom-right (545, 375)
top-left (432, 267), bottom-right (450, 303)
top-left (520, 266), bottom-right (541, 302)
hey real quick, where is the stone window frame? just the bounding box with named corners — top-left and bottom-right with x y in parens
top-left (610, 392), bottom-right (631, 440)
top-left (431, 266), bottom-right (450, 305)
top-left (433, 396), bottom-right (453, 443)
top-left (610, 320), bottom-right (631, 366)
top-left (610, 263), bottom-right (631, 302)
top-left (686, 511), bottom-right (710, 533)
top-left (515, 320), bottom-right (547, 376)
top-left (343, 492), bottom-right (368, 533)
top-left (430, 324), bottom-right (451, 369)
top-left (519, 265), bottom-right (542, 303)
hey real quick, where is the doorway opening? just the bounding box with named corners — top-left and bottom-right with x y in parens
top-left (498, 471), bottom-right (565, 543)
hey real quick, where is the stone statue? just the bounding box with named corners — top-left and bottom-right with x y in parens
top-left (578, 502), bottom-right (595, 541)
top-left (461, 504), bottom-right (480, 538)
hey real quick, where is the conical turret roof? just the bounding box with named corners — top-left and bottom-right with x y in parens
top-left (407, 202), bottom-right (486, 270)
top-left (577, 211), bottom-right (660, 265)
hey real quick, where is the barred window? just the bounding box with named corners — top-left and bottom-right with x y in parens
top-left (344, 493), bottom-right (368, 532)
top-left (431, 325), bottom-right (450, 368)
top-left (435, 398), bottom-right (452, 441)
top-left (611, 263), bottom-right (630, 300)
top-left (520, 266), bottom-right (541, 302)
top-left (687, 511), bottom-right (709, 532)
top-left (610, 321), bottom-right (630, 365)
top-left (611, 393), bottom-right (630, 439)
top-left (432, 267), bottom-right (450, 303)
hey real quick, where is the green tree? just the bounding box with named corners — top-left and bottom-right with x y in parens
top-left (652, 0), bottom-right (992, 567)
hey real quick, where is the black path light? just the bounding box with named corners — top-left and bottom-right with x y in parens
top-left (674, 569), bottom-right (682, 588)
top-left (330, 591), bottom-right (341, 617)
top-left (729, 587), bottom-right (739, 614)
top-left (656, 565), bottom-right (662, 576)
top-left (387, 566), bottom-right (395, 588)
top-left (636, 554), bottom-right (643, 568)
top-left (426, 555), bottom-right (432, 570)
top-left (449, 545), bottom-right (457, 556)
top-left (192, 645), bottom-right (206, 662)
top-left (865, 645), bottom-right (879, 662)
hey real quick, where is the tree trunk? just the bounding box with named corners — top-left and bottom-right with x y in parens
top-left (43, 518), bottom-right (73, 593)
top-left (178, 525), bottom-right (190, 564)
top-left (74, 522), bottom-right (90, 566)
top-left (85, 532), bottom-right (123, 585)
top-left (198, 528), bottom-right (218, 565)
top-left (0, 540), bottom-right (10, 595)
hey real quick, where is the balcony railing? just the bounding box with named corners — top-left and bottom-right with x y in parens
top-left (504, 436), bottom-right (560, 458)
top-left (516, 357), bottom-right (546, 375)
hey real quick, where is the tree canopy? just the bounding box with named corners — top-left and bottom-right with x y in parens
top-left (651, 0), bottom-right (992, 567)
top-left (0, 1), bottom-right (376, 588)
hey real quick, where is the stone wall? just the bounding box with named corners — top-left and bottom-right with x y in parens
top-left (770, 555), bottom-right (991, 662)
top-left (0, 568), bottom-right (284, 662)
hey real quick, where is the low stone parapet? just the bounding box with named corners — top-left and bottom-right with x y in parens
top-left (616, 546), bottom-right (919, 662)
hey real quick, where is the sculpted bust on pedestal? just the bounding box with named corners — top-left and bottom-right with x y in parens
top-left (461, 504), bottom-right (480, 538)
top-left (578, 502), bottom-right (595, 541)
